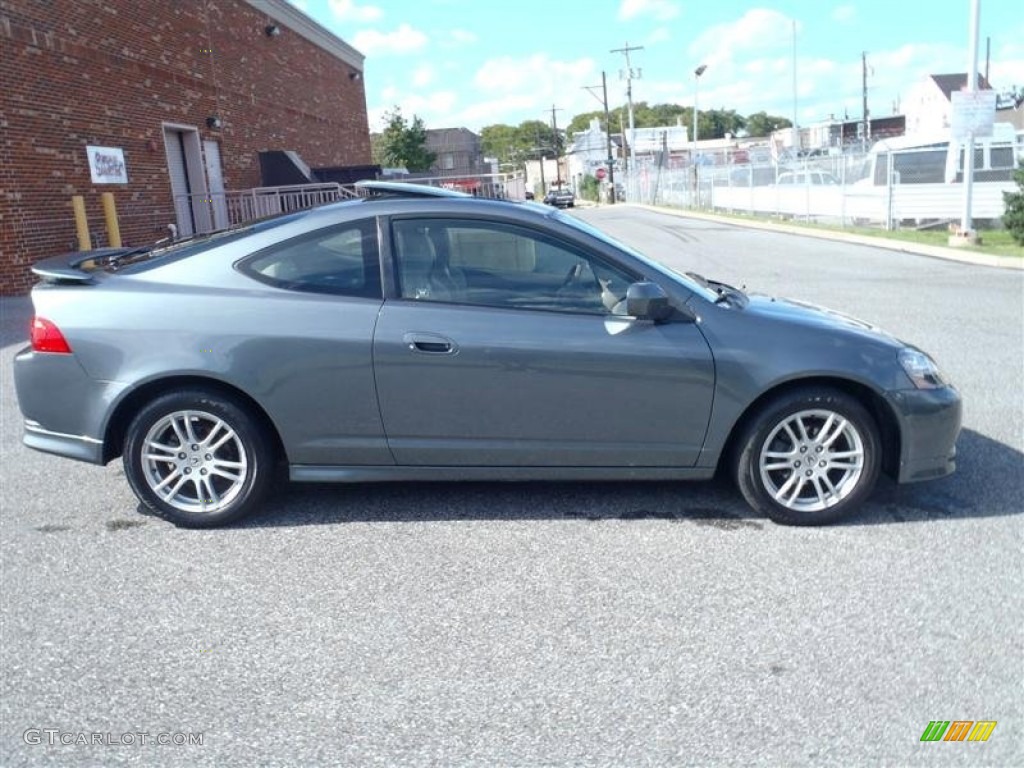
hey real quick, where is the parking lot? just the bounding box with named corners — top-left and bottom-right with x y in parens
top-left (1, 207), bottom-right (1021, 766)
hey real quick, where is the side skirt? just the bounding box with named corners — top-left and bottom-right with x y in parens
top-left (290, 465), bottom-right (716, 483)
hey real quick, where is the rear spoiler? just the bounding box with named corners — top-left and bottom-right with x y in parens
top-left (31, 247), bottom-right (144, 283)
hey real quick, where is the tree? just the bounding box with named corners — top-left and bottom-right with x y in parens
top-left (376, 107), bottom-right (435, 172)
top-left (745, 111), bottom-right (793, 137)
top-left (480, 120), bottom-right (562, 167)
top-left (1003, 161), bottom-right (1024, 245)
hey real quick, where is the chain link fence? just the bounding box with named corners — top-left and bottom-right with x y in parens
top-left (616, 138), bottom-right (1021, 231)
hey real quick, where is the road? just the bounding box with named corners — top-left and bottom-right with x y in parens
top-left (1, 207), bottom-right (1021, 766)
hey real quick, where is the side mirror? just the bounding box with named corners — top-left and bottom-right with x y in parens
top-left (625, 281), bottom-right (671, 321)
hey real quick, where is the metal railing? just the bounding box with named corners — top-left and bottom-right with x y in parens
top-left (172, 182), bottom-right (358, 236)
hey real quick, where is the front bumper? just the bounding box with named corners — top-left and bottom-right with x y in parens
top-left (886, 386), bottom-right (962, 483)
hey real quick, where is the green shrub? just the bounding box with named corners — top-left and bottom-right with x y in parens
top-left (578, 174), bottom-right (600, 202)
top-left (1003, 161), bottom-right (1024, 245)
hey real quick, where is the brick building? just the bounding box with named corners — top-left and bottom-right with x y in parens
top-left (425, 128), bottom-right (484, 176)
top-left (0, 0), bottom-right (371, 294)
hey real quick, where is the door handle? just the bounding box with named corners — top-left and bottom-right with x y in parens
top-left (403, 332), bottom-right (457, 355)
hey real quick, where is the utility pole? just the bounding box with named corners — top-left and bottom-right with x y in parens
top-left (583, 71), bottom-right (618, 203)
top-left (861, 51), bottom-right (869, 151)
top-left (602, 72), bottom-right (616, 203)
top-left (534, 125), bottom-right (546, 194)
top-left (791, 20), bottom-right (799, 152)
top-left (611, 42), bottom-right (643, 173)
top-left (549, 104), bottom-right (563, 187)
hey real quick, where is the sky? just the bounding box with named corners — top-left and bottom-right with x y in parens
top-left (287, 0), bottom-right (1024, 134)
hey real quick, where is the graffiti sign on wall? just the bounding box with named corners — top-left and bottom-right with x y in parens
top-left (86, 146), bottom-right (128, 184)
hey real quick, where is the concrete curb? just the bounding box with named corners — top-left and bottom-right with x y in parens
top-left (629, 204), bottom-right (1024, 270)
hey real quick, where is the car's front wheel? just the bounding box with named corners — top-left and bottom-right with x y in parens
top-left (735, 388), bottom-right (881, 525)
top-left (123, 389), bottom-right (274, 527)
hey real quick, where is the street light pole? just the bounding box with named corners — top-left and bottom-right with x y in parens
top-left (692, 63), bottom-right (707, 204)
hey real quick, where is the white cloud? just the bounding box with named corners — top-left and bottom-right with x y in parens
top-left (412, 64), bottom-right (435, 88)
top-left (450, 29), bottom-right (478, 44)
top-left (618, 0), bottom-right (679, 22)
top-left (368, 54), bottom-right (601, 132)
top-left (474, 54), bottom-right (594, 94)
top-left (353, 23), bottom-right (427, 55)
top-left (831, 5), bottom-right (856, 24)
top-left (368, 91), bottom-right (459, 132)
top-left (688, 9), bottom-right (796, 70)
top-left (646, 28), bottom-right (671, 45)
top-left (989, 25), bottom-right (1024, 90)
top-left (327, 0), bottom-right (382, 23)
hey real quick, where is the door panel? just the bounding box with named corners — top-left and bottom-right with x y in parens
top-left (373, 302), bottom-right (715, 466)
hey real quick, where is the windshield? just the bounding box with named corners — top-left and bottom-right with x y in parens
top-left (553, 211), bottom-right (720, 302)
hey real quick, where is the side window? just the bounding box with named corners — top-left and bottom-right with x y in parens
top-left (241, 218), bottom-right (381, 298)
top-left (990, 147), bottom-right (1014, 170)
top-left (392, 219), bottom-right (637, 315)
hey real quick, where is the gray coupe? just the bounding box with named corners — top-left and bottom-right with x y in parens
top-left (14, 182), bottom-right (961, 527)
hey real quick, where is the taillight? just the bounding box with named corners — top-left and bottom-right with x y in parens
top-left (31, 316), bottom-right (72, 354)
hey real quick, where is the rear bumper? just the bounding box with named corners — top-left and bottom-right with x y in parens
top-left (22, 421), bottom-right (105, 464)
top-left (13, 346), bottom-right (122, 466)
top-left (886, 386), bottom-right (962, 483)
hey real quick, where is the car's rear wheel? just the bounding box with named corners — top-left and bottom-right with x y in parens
top-left (123, 389), bottom-right (273, 527)
top-left (735, 388), bottom-right (880, 525)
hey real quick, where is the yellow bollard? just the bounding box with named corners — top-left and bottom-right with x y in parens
top-left (101, 192), bottom-right (122, 248)
top-left (72, 195), bottom-right (90, 251)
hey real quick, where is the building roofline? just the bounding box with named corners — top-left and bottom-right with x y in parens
top-left (244, 0), bottom-right (364, 71)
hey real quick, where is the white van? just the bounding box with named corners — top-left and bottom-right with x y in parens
top-left (856, 123), bottom-right (1019, 186)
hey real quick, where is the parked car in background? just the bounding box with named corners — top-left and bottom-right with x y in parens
top-left (14, 181), bottom-right (961, 528)
top-left (543, 186), bottom-right (575, 208)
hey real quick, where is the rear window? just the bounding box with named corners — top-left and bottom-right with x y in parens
top-left (88, 212), bottom-right (308, 273)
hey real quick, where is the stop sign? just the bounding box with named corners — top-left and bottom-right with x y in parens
top-left (595, 168), bottom-right (607, 180)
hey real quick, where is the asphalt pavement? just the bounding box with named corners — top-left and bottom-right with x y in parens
top-left (1, 208), bottom-right (1021, 766)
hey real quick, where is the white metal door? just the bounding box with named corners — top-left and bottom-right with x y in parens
top-left (163, 127), bottom-right (194, 236)
top-left (203, 139), bottom-right (229, 230)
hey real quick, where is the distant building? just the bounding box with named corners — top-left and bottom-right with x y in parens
top-left (904, 73), bottom-right (993, 134)
top-left (566, 118), bottom-right (623, 183)
top-left (524, 157), bottom-right (564, 195)
top-left (425, 128), bottom-right (484, 176)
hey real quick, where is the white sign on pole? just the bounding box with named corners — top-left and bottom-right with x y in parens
top-left (950, 90), bottom-right (997, 139)
top-left (86, 146), bottom-right (128, 184)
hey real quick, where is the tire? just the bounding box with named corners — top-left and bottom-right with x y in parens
top-left (123, 389), bottom-right (274, 527)
top-left (734, 388), bottom-right (880, 525)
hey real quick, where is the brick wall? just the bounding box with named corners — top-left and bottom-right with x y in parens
top-left (0, 0), bottom-right (370, 294)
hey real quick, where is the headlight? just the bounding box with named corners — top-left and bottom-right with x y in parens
top-left (898, 348), bottom-right (947, 389)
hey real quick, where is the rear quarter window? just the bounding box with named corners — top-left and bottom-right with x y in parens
top-left (239, 218), bottom-right (381, 298)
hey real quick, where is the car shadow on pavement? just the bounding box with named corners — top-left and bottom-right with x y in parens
top-left (852, 427), bottom-right (1024, 526)
top-left (220, 427), bottom-right (1020, 530)
top-left (202, 474), bottom-right (767, 531)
